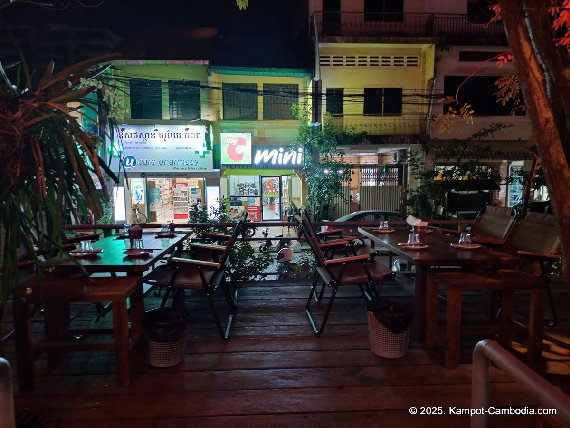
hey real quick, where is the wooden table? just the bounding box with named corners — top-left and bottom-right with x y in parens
top-left (358, 227), bottom-right (519, 342)
top-left (56, 230), bottom-right (191, 275)
top-left (13, 231), bottom-right (191, 389)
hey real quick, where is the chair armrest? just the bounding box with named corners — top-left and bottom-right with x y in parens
top-left (199, 232), bottom-right (231, 241)
top-left (317, 229), bottom-right (344, 239)
top-left (188, 242), bottom-right (227, 252)
top-left (318, 239), bottom-right (351, 248)
top-left (472, 236), bottom-right (505, 247)
top-left (324, 254), bottom-right (370, 265)
top-left (171, 257), bottom-right (221, 268)
top-left (517, 250), bottom-right (560, 261)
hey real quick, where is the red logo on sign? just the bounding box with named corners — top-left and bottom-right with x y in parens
top-left (226, 136), bottom-right (247, 161)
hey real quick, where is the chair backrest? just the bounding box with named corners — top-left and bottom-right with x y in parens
top-left (470, 205), bottom-right (515, 240)
top-left (220, 211), bottom-right (249, 265)
top-left (503, 212), bottom-right (561, 255)
top-left (298, 207), bottom-right (326, 240)
top-left (295, 214), bottom-right (327, 266)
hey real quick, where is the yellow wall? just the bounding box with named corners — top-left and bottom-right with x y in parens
top-left (209, 70), bottom-right (311, 144)
top-left (110, 62), bottom-right (212, 122)
top-left (319, 42), bottom-right (435, 135)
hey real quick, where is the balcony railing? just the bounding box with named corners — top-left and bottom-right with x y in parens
top-left (330, 113), bottom-right (428, 136)
top-left (312, 12), bottom-right (505, 40)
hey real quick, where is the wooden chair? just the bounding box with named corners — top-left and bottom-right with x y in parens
top-left (425, 212), bottom-right (560, 369)
top-left (297, 207), bottom-right (373, 259)
top-left (14, 271), bottom-right (144, 390)
top-left (142, 211), bottom-right (248, 340)
top-left (440, 205), bottom-right (515, 247)
top-left (296, 214), bottom-right (392, 335)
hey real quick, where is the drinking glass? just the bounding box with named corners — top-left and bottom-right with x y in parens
top-left (464, 233), bottom-right (472, 245)
top-left (383, 221), bottom-right (389, 230)
top-left (80, 240), bottom-right (93, 251)
top-left (407, 233), bottom-right (417, 245)
top-left (123, 223), bottom-right (131, 234)
top-left (161, 224), bottom-right (170, 233)
top-left (133, 239), bottom-right (144, 250)
top-left (458, 233), bottom-right (465, 244)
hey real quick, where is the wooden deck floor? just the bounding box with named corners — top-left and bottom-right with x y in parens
top-left (2, 272), bottom-right (569, 428)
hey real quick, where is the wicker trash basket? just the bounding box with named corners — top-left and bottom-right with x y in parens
top-left (145, 324), bottom-right (189, 367)
top-left (143, 307), bottom-right (189, 368)
top-left (367, 311), bottom-right (410, 358)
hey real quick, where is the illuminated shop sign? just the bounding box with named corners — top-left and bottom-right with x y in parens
top-left (221, 133), bottom-right (252, 165)
top-left (221, 142), bottom-right (303, 168)
top-left (109, 124), bottom-right (213, 172)
top-left (253, 146), bottom-right (304, 167)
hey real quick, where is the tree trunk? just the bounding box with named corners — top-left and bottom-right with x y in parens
top-left (498, 0), bottom-right (570, 283)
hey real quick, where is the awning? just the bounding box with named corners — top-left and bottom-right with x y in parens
top-left (430, 140), bottom-right (536, 161)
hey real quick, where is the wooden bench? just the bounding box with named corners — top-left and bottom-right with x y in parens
top-left (15, 273), bottom-right (144, 390)
top-left (426, 269), bottom-right (545, 369)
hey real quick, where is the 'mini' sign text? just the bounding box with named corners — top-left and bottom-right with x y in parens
top-left (253, 147), bottom-right (303, 166)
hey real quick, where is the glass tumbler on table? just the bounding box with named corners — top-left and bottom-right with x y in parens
top-left (79, 240), bottom-right (93, 251)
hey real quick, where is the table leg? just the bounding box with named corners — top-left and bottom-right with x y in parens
top-left (13, 295), bottom-right (34, 391)
top-left (415, 266), bottom-right (427, 343)
top-left (527, 288), bottom-right (545, 368)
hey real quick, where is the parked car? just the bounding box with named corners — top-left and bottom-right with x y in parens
top-left (512, 200), bottom-right (552, 218)
top-left (323, 210), bottom-right (407, 235)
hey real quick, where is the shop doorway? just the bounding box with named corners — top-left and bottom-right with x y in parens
top-left (261, 176), bottom-right (281, 221)
top-left (144, 177), bottom-right (205, 224)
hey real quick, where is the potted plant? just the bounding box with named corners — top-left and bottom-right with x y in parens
top-left (0, 53), bottom-right (120, 320)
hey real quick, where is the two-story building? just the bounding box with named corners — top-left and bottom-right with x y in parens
top-left (106, 30), bottom-right (313, 224)
top-left (309, 0), bottom-right (537, 218)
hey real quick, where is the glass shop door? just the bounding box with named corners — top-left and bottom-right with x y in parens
top-left (261, 176), bottom-right (281, 221)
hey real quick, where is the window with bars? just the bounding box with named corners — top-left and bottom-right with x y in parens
top-left (364, 0), bottom-right (403, 22)
top-left (129, 78), bottom-right (162, 119)
top-left (168, 80), bottom-right (200, 120)
top-left (262, 84), bottom-right (298, 120)
top-left (223, 83), bottom-right (258, 120)
top-left (326, 88), bottom-right (344, 115)
top-left (363, 88), bottom-right (402, 116)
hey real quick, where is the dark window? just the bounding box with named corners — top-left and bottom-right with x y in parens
top-left (168, 80), bottom-right (200, 120)
top-left (458, 51), bottom-right (509, 62)
top-left (326, 88), bottom-right (343, 115)
top-left (444, 76), bottom-right (524, 116)
top-left (223, 83), bottom-right (258, 120)
top-left (323, 0), bottom-right (341, 23)
top-left (129, 78), bottom-right (162, 119)
top-left (383, 88), bottom-right (402, 114)
top-left (363, 88), bottom-right (402, 116)
top-left (263, 84), bottom-right (298, 120)
top-left (364, 0), bottom-right (403, 22)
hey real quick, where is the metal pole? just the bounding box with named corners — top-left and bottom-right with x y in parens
top-left (0, 357), bottom-right (16, 428)
top-left (471, 340), bottom-right (570, 428)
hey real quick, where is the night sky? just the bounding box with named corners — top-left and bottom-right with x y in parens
top-left (2, 0), bottom-right (306, 37)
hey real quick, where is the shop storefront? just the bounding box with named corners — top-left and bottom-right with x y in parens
top-left (110, 124), bottom-right (219, 223)
top-left (220, 133), bottom-right (303, 222)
